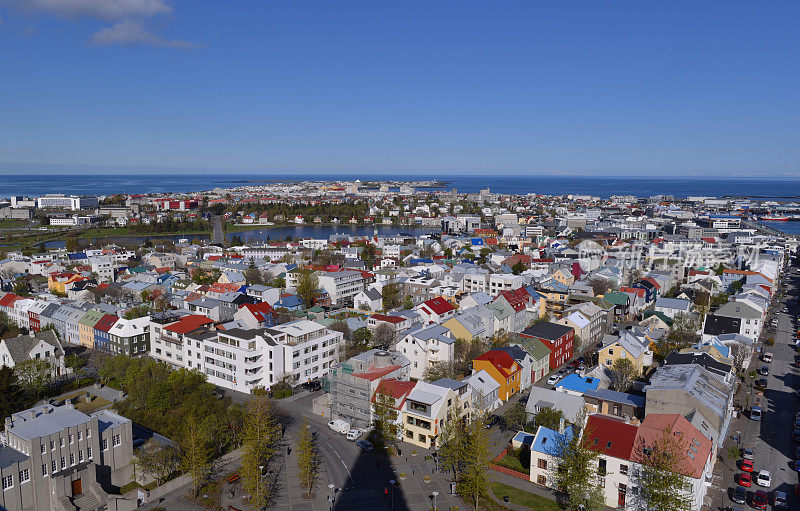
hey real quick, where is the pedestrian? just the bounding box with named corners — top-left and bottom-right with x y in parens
top-left (384, 487), bottom-right (389, 497)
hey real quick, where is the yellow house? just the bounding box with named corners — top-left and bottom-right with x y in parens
top-left (551, 267), bottom-right (575, 287)
top-left (78, 309), bottom-right (104, 348)
top-left (402, 380), bottom-right (471, 449)
top-left (47, 272), bottom-right (85, 294)
top-left (442, 315), bottom-right (482, 343)
top-left (598, 331), bottom-right (653, 376)
top-left (472, 350), bottom-right (521, 402)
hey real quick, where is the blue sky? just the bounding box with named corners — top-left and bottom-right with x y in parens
top-left (0, 1), bottom-right (798, 176)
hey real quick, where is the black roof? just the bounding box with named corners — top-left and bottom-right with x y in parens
top-left (664, 352), bottom-right (731, 379)
top-left (703, 314), bottom-right (741, 336)
top-left (521, 321), bottom-right (573, 341)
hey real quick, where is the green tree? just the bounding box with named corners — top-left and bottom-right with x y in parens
top-left (352, 327), bottom-right (372, 345)
top-left (634, 426), bottom-right (693, 511)
top-left (550, 412), bottom-right (605, 511)
top-left (511, 261), bottom-right (526, 275)
top-left (402, 295), bottom-right (414, 310)
top-left (296, 417), bottom-right (319, 497)
top-left (0, 367), bottom-right (27, 428)
top-left (181, 414), bottom-right (212, 497)
top-left (295, 269), bottom-right (320, 307)
top-left (371, 385), bottom-right (399, 449)
top-left (456, 408), bottom-right (494, 509)
top-left (0, 311), bottom-right (20, 340)
top-left (16, 358), bottom-right (54, 398)
top-left (609, 357), bottom-right (637, 392)
top-left (241, 393), bottom-right (281, 509)
top-left (530, 406), bottom-right (564, 431)
top-left (503, 401), bottom-right (528, 432)
top-left (381, 283), bottom-right (401, 310)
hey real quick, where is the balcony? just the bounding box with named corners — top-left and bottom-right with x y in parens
top-left (159, 334), bottom-right (182, 346)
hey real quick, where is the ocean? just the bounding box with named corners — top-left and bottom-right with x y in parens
top-left (2, 173), bottom-right (800, 200)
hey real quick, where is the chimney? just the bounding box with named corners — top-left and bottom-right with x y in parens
top-left (558, 417), bottom-right (565, 435)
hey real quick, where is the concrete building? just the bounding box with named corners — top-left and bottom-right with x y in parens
top-left (0, 403), bottom-right (133, 511)
top-left (36, 195), bottom-right (98, 211)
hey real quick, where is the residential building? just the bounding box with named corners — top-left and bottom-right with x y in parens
top-left (0, 331), bottom-right (66, 378)
top-left (401, 380), bottom-right (471, 449)
top-left (519, 321), bottom-right (574, 370)
top-left (396, 324), bottom-right (455, 379)
top-left (472, 350), bottom-right (522, 401)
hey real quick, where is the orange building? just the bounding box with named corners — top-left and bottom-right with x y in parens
top-left (472, 350), bottom-right (522, 401)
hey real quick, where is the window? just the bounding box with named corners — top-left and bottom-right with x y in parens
top-left (77, 431), bottom-right (82, 441)
top-left (598, 459), bottom-right (607, 476)
top-left (59, 437), bottom-right (64, 448)
top-left (86, 429), bottom-right (91, 438)
top-left (41, 443), bottom-right (46, 454)
top-left (418, 433), bottom-right (426, 442)
top-left (620, 464), bottom-right (628, 475)
top-left (79, 450), bottom-right (84, 463)
top-left (60, 457), bottom-right (66, 469)
top-left (102, 439), bottom-right (108, 451)
top-left (52, 460), bottom-right (57, 474)
top-left (42, 464), bottom-right (48, 477)
top-left (69, 434), bottom-right (74, 444)
top-left (112, 434), bottom-right (121, 447)
top-left (2, 475), bottom-right (12, 491)
top-left (19, 469), bottom-right (29, 484)
top-left (50, 440), bottom-right (55, 451)
top-left (70, 453), bottom-right (75, 466)
top-left (537, 474), bottom-right (546, 485)
top-left (599, 477), bottom-right (605, 488)
top-left (538, 459), bottom-right (548, 469)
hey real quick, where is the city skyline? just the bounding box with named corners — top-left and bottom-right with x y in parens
top-left (0, 1), bottom-right (798, 177)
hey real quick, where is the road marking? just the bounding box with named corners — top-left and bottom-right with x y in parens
top-left (320, 435), bottom-right (355, 489)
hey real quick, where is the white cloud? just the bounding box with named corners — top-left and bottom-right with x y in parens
top-left (20, 0), bottom-right (172, 21)
top-left (92, 19), bottom-right (197, 49)
top-left (2, 0), bottom-right (198, 49)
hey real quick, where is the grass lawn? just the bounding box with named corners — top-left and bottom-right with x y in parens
top-left (75, 396), bottom-right (112, 414)
top-left (490, 482), bottom-right (560, 511)
top-left (495, 453), bottom-right (530, 475)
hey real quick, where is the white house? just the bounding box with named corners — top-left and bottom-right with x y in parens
top-left (353, 287), bottom-right (383, 312)
top-left (396, 324), bottom-right (455, 379)
top-left (0, 330), bottom-right (66, 378)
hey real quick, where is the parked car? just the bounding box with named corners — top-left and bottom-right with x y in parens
top-left (762, 352), bottom-right (773, 362)
top-left (752, 490), bottom-right (768, 509)
top-left (757, 366), bottom-right (769, 376)
top-left (755, 378), bottom-right (768, 389)
top-left (750, 406), bottom-right (762, 421)
top-left (737, 472), bottom-right (752, 487)
top-left (756, 470), bottom-right (771, 488)
top-left (742, 448), bottom-right (754, 460)
top-left (547, 374), bottom-right (561, 386)
top-left (356, 440), bottom-right (374, 451)
top-left (774, 490), bottom-right (789, 509)
top-left (741, 459), bottom-right (754, 472)
top-left (731, 485), bottom-right (747, 504)
top-left (301, 380), bottom-right (322, 391)
top-left (346, 428), bottom-right (362, 441)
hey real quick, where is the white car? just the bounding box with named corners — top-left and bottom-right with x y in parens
top-left (547, 375), bottom-right (561, 386)
top-left (756, 470), bottom-right (771, 488)
top-left (346, 428), bottom-right (362, 441)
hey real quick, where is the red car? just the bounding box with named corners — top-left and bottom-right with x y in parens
top-left (752, 490), bottom-right (768, 509)
top-left (737, 472), bottom-right (752, 487)
top-left (740, 459), bottom-right (754, 472)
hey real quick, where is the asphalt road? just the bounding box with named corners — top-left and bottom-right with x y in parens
top-left (719, 264), bottom-right (800, 510)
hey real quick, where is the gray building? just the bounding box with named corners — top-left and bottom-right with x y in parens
top-left (326, 349), bottom-right (410, 429)
top-left (0, 403), bottom-right (134, 511)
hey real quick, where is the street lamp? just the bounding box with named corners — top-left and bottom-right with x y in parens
top-left (432, 491), bottom-right (439, 511)
top-left (328, 483), bottom-right (335, 511)
top-left (389, 479), bottom-right (395, 511)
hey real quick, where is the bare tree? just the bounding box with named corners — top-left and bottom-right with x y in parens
top-left (730, 343), bottom-right (749, 372)
top-left (372, 323), bottom-right (395, 348)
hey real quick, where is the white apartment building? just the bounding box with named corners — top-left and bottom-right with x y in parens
top-left (150, 313), bottom-right (343, 394)
top-left (89, 257), bottom-right (114, 282)
top-left (396, 324), bottom-right (455, 379)
top-left (36, 195), bottom-right (98, 210)
top-left (318, 270), bottom-right (365, 306)
top-left (462, 273), bottom-right (525, 297)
